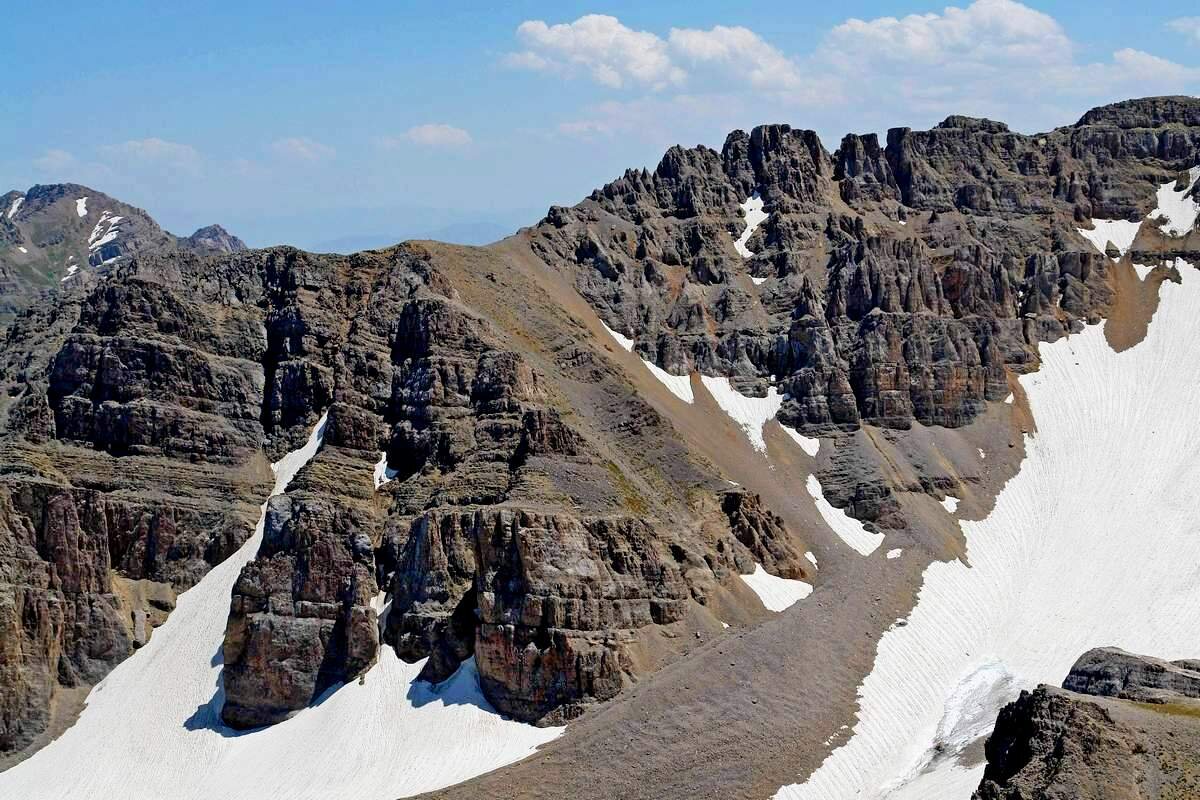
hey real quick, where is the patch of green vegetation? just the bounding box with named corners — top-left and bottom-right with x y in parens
top-left (606, 460), bottom-right (648, 516)
top-left (1139, 700), bottom-right (1200, 719)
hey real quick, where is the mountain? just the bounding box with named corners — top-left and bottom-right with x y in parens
top-left (0, 184), bottom-right (245, 325)
top-left (975, 648), bottom-right (1200, 799)
top-left (0, 96), bottom-right (1198, 799)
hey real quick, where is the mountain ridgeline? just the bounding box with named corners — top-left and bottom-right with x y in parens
top-left (1, 96), bottom-right (1198, 799)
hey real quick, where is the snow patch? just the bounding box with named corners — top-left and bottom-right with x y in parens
top-left (601, 321), bottom-right (694, 403)
top-left (17, 246), bottom-right (27, 254)
top-left (978, 448), bottom-right (986, 460)
top-left (373, 452), bottom-right (399, 489)
top-left (733, 193), bottom-right (768, 258)
top-left (805, 551), bottom-right (818, 568)
top-left (940, 495), bottom-right (959, 514)
top-left (806, 474), bottom-right (884, 556)
top-left (750, 275), bottom-right (767, 286)
top-left (886, 548), bottom-right (902, 560)
top-left (775, 259), bottom-right (1200, 800)
top-left (700, 376), bottom-right (783, 453)
top-left (740, 564), bottom-right (812, 612)
top-left (645, 361), bottom-right (694, 403)
top-left (780, 424), bottom-right (820, 457)
top-left (75, 197), bottom-right (88, 217)
top-left (7, 196), bottom-right (23, 219)
top-left (1132, 263), bottom-right (1155, 280)
top-left (60, 265), bottom-right (79, 282)
top-left (0, 411), bottom-right (562, 800)
top-left (600, 321), bottom-right (635, 352)
top-left (1148, 166), bottom-right (1200, 237)
top-left (1076, 218), bottom-right (1140, 261)
top-left (1003, 392), bottom-right (1014, 404)
top-left (88, 210), bottom-right (122, 252)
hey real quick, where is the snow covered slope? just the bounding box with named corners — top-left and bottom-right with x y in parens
top-left (0, 413), bottom-right (561, 800)
top-left (775, 260), bottom-right (1200, 799)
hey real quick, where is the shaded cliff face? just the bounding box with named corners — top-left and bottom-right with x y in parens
top-left (531, 97), bottom-right (1200, 434)
top-left (0, 183), bottom-right (245, 326)
top-left (0, 236), bottom-right (807, 749)
top-left (974, 649), bottom-right (1200, 800)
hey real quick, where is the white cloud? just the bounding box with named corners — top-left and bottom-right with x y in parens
top-left (270, 136), bottom-right (336, 162)
top-left (508, 14), bottom-right (685, 89)
top-left (100, 138), bottom-right (202, 174)
top-left (821, 0), bottom-right (1070, 69)
top-left (1168, 17), bottom-right (1200, 43)
top-left (33, 149), bottom-right (76, 172)
top-left (513, 2), bottom-right (1200, 140)
top-left (400, 124), bottom-right (473, 148)
top-left (668, 25), bottom-right (805, 93)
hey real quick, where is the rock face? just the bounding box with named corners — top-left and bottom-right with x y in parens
top-left (974, 649), bottom-right (1200, 800)
top-left (0, 183), bottom-right (245, 326)
top-left (530, 96), bottom-right (1200, 525)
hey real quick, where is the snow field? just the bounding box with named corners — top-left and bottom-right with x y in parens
top-left (0, 412), bottom-right (562, 800)
top-left (775, 259), bottom-right (1200, 799)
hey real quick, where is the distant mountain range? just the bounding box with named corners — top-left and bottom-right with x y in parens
top-left (0, 183), bottom-right (245, 324)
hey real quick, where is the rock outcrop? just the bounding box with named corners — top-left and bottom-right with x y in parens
top-left (974, 648), bottom-right (1200, 800)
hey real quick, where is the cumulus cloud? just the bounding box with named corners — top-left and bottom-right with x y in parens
top-left (400, 124), bottom-right (473, 148)
top-left (507, 14), bottom-right (685, 89)
top-left (515, 2), bottom-right (1200, 141)
top-left (667, 25), bottom-right (805, 92)
top-left (1168, 17), bottom-right (1200, 43)
top-left (271, 136), bottom-right (336, 162)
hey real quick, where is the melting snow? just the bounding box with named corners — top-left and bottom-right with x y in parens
top-left (886, 549), bottom-right (902, 560)
top-left (0, 412), bottom-right (562, 800)
top-left (60, 265), bottom-right (79, 282)
top-left (806, 475), bottom-right (884, 556)
top-left (600, 321), bottom-right (635, 352)
top-left (88, 210), bottom-right (122, 252)
top-left (741, 564), bottom-right (812, 612)
top-left (978, 448), bottom-right (986, 459)
top-left (1148, 166), bottom-right (1200, 237)
top-left (701, 376), bottom-right (783, 453)
top-left (805, 551), bottom-right (819, 568)
top-left (775, 260), bottom-right (1200, 799)
top-left (733, 194), bottom-right (768, 258)
top-left (645, 361), bottom-right (694, 403)
top-left (780, 424), bottom-right (820, 457)
top-left (1076, 218), bottom-right (1140, 261)
top-left (75, 197), bottom-right (88, 217)
top-left (373, 452), bottom-right (399, 489)
top-left (601, 321), bottom-right (693, 402)
top-left (6, 196), bottom-right (23, 219)
top-left (940, 496), bottom-right (959, 514)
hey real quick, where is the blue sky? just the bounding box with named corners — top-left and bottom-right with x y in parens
top-left (3, 1), bottom-right (1198, 250)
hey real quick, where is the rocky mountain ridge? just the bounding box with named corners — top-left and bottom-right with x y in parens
top-left (0, 96), bottom-right (1197, 799)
